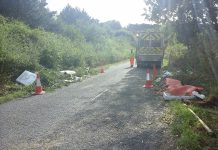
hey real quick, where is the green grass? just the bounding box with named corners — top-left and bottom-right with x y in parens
top-left (0, 85), bottom-right (34, 104)
top-left (169, 101), bottom-right (218, 150)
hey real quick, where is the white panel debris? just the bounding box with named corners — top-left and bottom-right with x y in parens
top-left (16, 70), bottom-right (37, 85)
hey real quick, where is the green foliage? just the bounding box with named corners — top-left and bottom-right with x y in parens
top-left (39, 69), bottom-right (65, 88)
top-left (170, 101), bottom-right (218, 150)
top-left (144, 0), bottom-right (218, 84)
top-left (39, 49), bottom-right (59, 69)
top-left (170, 102), bottom-right (201, 150)
top-left (0, 16), bottom-right (40, 79)
top-left (59, 5), bottom-right (91, 25)
top-left (103, 20), bottom-right (122, 31)
top-left (0, 0), bottom-right (55, 28)
top-left (0, 83), bottom-right (34, 104)
top-left (0, 0), bottom-right (134, 102)
top-left (210, 87), bottom-right (218, 96)
top-left (75, 67), bottom-right (87, 77)
top-left (0, 14), bottom-right (133, 102)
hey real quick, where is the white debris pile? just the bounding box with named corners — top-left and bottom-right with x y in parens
top-left (60, 70), bottom-right (76, 76)
top-left (163, 91), bottom-right (205, 100)
top-left (162, 71), bottom-right (173, 78)
top-left (60, 70), bottom-right (83, 83)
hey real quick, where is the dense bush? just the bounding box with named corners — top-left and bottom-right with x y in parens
top-left (0, 15), bottom-right (133, 86)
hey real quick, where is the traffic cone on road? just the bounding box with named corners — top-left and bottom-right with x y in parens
top-left (143, 68), bottom-right (153, 88)
top-left (33, 72), bottom-right (45, 95)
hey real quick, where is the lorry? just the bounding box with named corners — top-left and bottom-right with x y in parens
top-left (135, 32), bottom-right (164, 68)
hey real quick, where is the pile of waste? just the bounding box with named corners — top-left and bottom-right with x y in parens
top-left (163, 78), bottom-right (205, 100)
top-left (154, 71), bottom-right (218, 107)
top-left (60, 69), bottom-right (88, 83)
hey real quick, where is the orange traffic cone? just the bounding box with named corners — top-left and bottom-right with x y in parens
top-left (100, 66), bottom-right (104, 73)
top-left (33, 72), bottom-right (45, 95)
top-left (143, 68), bottom-right (153, 88)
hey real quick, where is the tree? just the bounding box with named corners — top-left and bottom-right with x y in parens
top-left (0, 0), bottom-right (55, 28)
top-left (59, 4), bottom-right (91, 25)
top-left (144, 0), bottom-right (218, 82)
top-left (103, 20), bottom-right (122, 30)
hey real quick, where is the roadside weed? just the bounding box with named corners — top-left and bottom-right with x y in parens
top-left (169, 101), bottom-right (217, 150)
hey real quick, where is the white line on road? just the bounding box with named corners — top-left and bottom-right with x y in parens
top-left (91, 89), bottom-right (109, 101)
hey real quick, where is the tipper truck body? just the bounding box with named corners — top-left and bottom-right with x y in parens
top-left (136, 32), bottom-right (164, 68)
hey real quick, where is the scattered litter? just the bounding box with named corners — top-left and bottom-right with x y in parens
top-left (64, 76), bottom-right (82, 83)
top-left (60, 70), bottom-right (76, 75)
top-left (167, 85), bottom-right (204, 96)
top-left (60, 70), bottom-right (77, 83)
top-left (163, 91), bottom-right (196, 100)
top-left (16, 70), bottom-right (36, 85)
top-left (163, 78), bottom-right (205, 100)
top-left (155, 77), bottom-right (161, 83)
top-left (64, 80), bottom-right (75, 83)
top-left (165, 78), bottom-right (181, 87)
top-left (192, 91), bottom-right (205, 99)
top-left (75, 76), bottom-right (82, 82)
top-left (162, 71), bottom-right (173, 78)
top-left (163, 92), bottom-right (195, 100)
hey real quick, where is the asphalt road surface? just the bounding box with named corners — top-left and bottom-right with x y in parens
top-left (0, 62), bottom-right (174, 150)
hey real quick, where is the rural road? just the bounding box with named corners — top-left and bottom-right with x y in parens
top-left (0, 62), bottom-right (174, 150)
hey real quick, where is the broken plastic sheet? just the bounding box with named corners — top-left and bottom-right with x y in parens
top-left (16, 70), bottom-right (36, 86)
top-left (163, 92), bottom-right (196, 100)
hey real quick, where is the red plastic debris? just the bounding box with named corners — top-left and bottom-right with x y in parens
top-left (165, 78), bottom-right (204, 96)
top-left (165, 78), bottom-right (181, 86)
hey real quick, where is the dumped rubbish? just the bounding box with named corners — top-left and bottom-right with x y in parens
top-left (165, 78), bottom-right (204, 96)
top-left (60, 70), bottom-right (76, 76)
top-left (163, 78), bottom-right (205, 100)
top-left (16, 70), bottom-right (37, 85)
top-left (163, 91), bottom-right (205, 100)
top-left (165, 78), bottom-right (181, 87)
top-left (163, 92), bottom-right (195, 100)
top-left (75, 76), bottom-right (82, 82)
top-left (64, 76), bottom-right (82, 83)
top-left (192, 91), bottom-right (205, 99)
top-left (167, 85), bottom-right (204, 96)
top-left (155, 77), bottom-right (161, 83)
top-left (162, 71), bottom-right (173, 78)
top-left (60, 70), bottom-right (77, 83)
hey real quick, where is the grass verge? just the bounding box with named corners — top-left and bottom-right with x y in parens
top-left (0, 61), bottom-right (124, 104)
top-left (169, 101), bottom-right (218, 150)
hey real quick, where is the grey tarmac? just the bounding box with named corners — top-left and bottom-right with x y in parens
top-left (0, 62), bottom-right (174, 150)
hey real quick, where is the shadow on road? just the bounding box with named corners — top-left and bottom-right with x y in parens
top-left (63, 67), bottom-right (170, 149)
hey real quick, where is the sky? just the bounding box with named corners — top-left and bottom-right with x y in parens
top-left (46, 0), bottom-right (147, 27)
